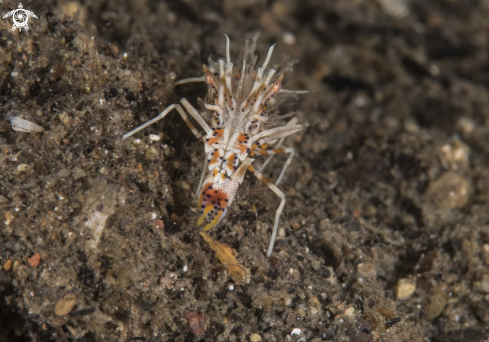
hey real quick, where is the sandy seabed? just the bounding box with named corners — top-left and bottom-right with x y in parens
top-left (1, 0), bottom-right (489, 341)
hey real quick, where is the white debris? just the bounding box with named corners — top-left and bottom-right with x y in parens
top-left (355, 96), bottom-right (366, 107)
top-left (16, 164), bottom-right (29, 173)
top-left (10, 117), bottom-right (44, 133)
top-left (278, 227), bottom-right (286, 238)
top-left (85, 211), bottom-right (111, 249)
top-left (83, 181), bottom-right (121, 250)
top-left (377, 0), bottom-right (409, 18)
top-left (283, 32), bottom-right (297, 45)
top-left (149, 134), bottom-right (161, 141)
top-left (183, 265), bottom-right (188, 272)
top-left (151, 212), bottom-right (157, 219)
top-left (291, 328), bottom-right (301, 336)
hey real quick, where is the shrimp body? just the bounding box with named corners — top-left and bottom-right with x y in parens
top-left (197, 42), bottom-right (288, 230)
top-left (124, 34), bottom-right (304, 256)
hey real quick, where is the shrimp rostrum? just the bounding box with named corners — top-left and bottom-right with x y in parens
top-left (123, 33), bottom-right (305, 257)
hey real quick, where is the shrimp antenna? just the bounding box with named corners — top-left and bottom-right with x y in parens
top-left (224, 34), bottom-right (231, 65)
top-left (262, 44), bottom-right (275, 71)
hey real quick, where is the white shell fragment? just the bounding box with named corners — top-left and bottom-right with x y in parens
top-left (149, 134), bottom-right (161, 141)
top-left (291, 328), bottom-right (301, 336)
top-left (10, 117), bottom-right (44, 133)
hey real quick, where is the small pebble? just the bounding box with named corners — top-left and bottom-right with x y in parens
top-left (395, 278), bottom-right (416, 300)
top-left (278, 227), bottom-right (286, 238)
top-left (249, 333), bottom-right (262, 342)
top-left (440, 140), bottom-right (469, 170)
top-left (149, 134), bottom-right (161, 141)
top-left (425, 285), bottom-right (447, 320)
top-left (3, 260), bottom-right (12, 271)
top-left (16, 164), bottom-right (29, 173)
top-left (184, 310), bottom-right (206, 337)
top-left (425, 172), bottom-right (470, 209)
top-left (377, 0), bottom-right (409, 18)
top-left (483, 244), bottom-right (489, 253)
top-left (55, 294), bottom-right (77, 316)
top-left (155, 219), bottom-right (165, 229)
top-left (357, 262), bottom-right (377, 278)
top-left (477, 274), bottom-right (489, 293)
top-left (291, 328), bottom-right (301, 336)
top-left (12, 260), bottom-right (20, 272)
top-left (344, 307), bottom-right (355, 318)
top-left (457, 117), bottom-right (474, 134)
top-left (27, 253), bottom-right (41, 267)
top-left (283, 32), bottom-right (296, 45)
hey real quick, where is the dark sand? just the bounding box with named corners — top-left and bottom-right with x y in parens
top-left (1, 0), bottom-right (489, 341)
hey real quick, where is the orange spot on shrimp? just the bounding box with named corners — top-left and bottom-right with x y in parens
top-left (237, 133), bottom-right (250, 143)
top-left (206, 137), bottom-right (219, 146)
top-left (197, 184), bottom-right (230, 230)
top-left (208, 149), bottom-right (223, 168)
top-left (237, 144), bottom-right (248, 154)
top-left (205, 128), bottom-right (224, 149)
